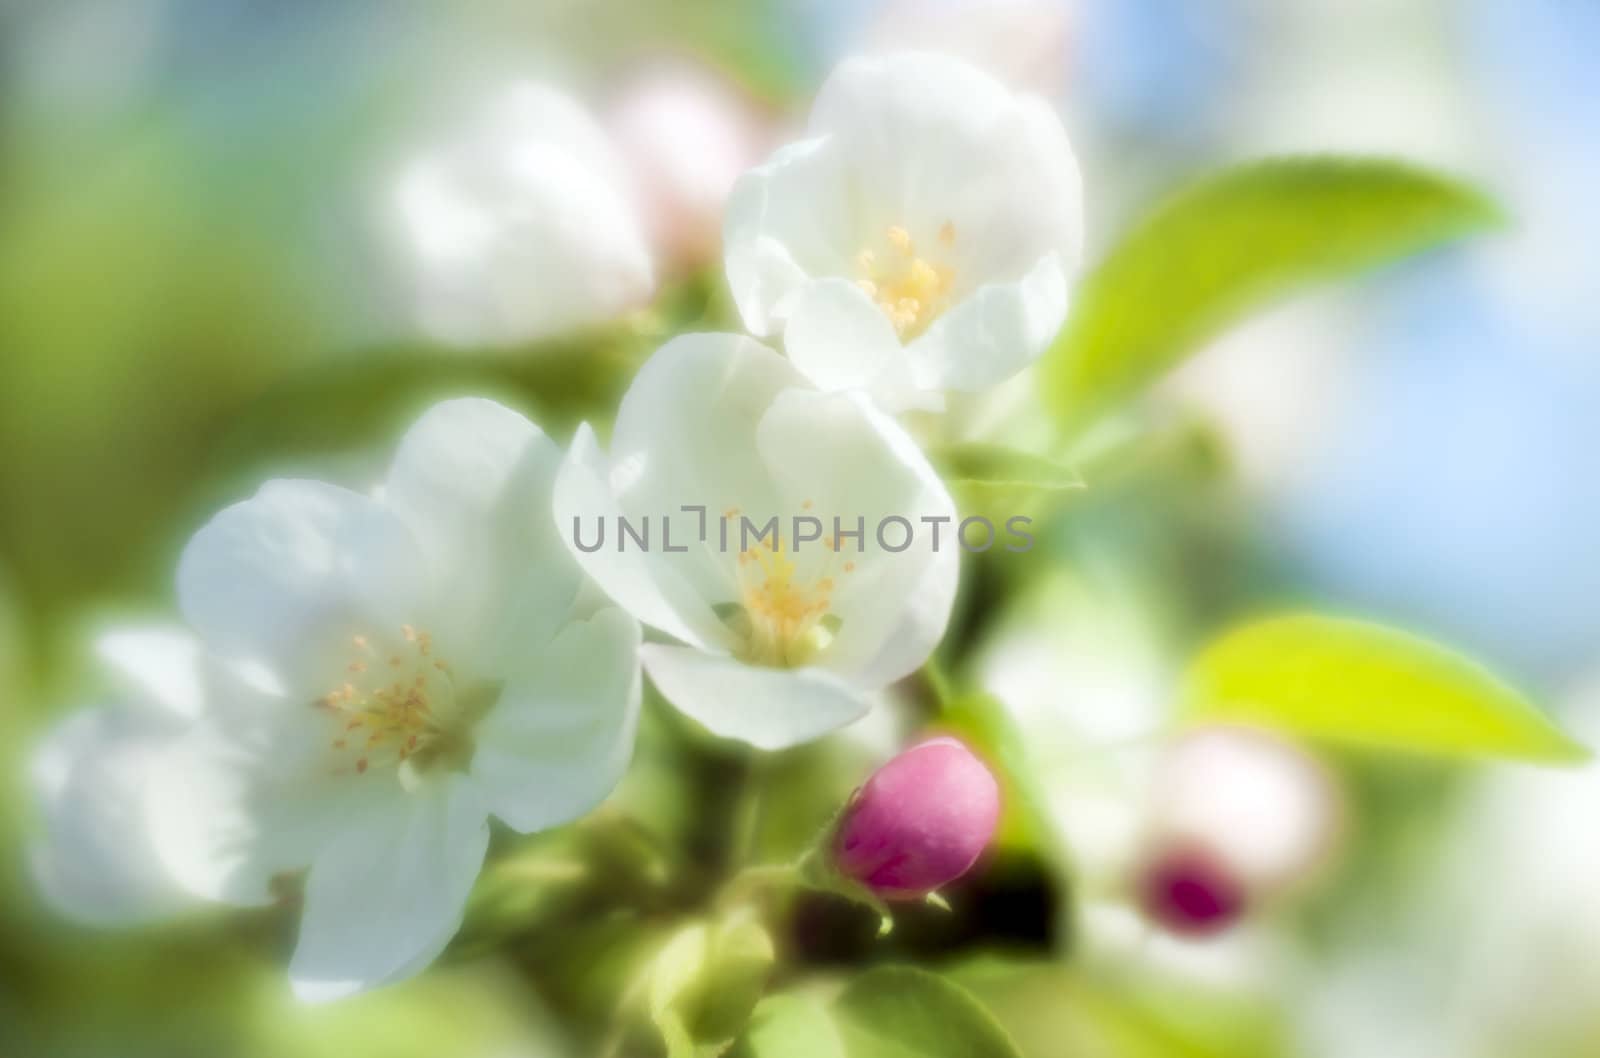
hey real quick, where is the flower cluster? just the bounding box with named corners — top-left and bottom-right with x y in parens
top-left (28, 52), bottom-right (1078, 999)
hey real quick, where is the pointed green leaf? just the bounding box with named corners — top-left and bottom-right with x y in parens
top-left (1181, 615), bottom-right (1587, 763)
top-left (1043, 157), bottom-right (1502, 434)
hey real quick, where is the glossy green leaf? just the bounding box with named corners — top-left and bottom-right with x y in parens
top-left (833, 967), bottom-right (1022, 1058)
top-left (1043, 157), bottom-right (1502, 435)
top-left (1181, 615), bottom-right (1588, 763)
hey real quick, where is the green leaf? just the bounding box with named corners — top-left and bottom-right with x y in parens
top-left (832, 967), bottom-right (1022, 1058)
top-left (949, 959), bottom-right (1282, 1058)
top-left (1180, 615), bottom-right (1588, 763)
top-left (931, 443), bottom-right (1084, 491)
top-left (739, 995), bottom-right (848, 1058)
top-left (1042, 156), bottom-right (1502, 435)
top-left (931, 443), bottom-right (1085, 528)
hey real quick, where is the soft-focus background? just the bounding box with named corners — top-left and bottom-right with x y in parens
top-left (4, 2), bottom-right (1600, 1055)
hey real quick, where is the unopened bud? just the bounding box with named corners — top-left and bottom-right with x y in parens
top-left (832, 736), bottom-right (1001, 900)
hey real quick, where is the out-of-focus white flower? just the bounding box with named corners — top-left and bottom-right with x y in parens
top-left (28, 626), bottom-right (205, 926)
top-left (1145, 725), bottom-right (1343, 898)
top-left (606, 61), bottom-right (768, 269)
top-left (724, 52), bottom-right (1083, 412)
top-left (153, 398), bottom-right (641, 1001)
top-left (858, 0), bottom-right (1072, 96)
top-left (553, 333), bottom-right (958, 750)
top-left (975, 566), bottom-right (1173, 876)
top-left (387, 82), bottom-right (654, 349)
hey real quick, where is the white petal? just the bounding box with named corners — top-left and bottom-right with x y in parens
top-left (907, 251), bottom-right (1069, 391)
top-left (782, 278), bottom-right (929, 412)
top-left (384, 398), bottom-right (579, 669)
top-left (289, 777), bottom-right (489, 1001)
top-left (177, 480), bottom-right (430, 694)
top-left (723, 137), bottom-right (854, 335)
top-left (753, 389), bottom-right (959, 684)
top-left (145, 708), bottom-right (360, 906)
top-left (559, 334), bottom-right (810, 646)
top-left (640, 644), bottom-right (872, 750)
top-left (843, 541), bottom-right (962, 691)
top-left (28, 705), bottom-right (195, 926)
top-left (807, 54), bottom-right (1082, 279)
top-left (94, 624), bottom-right (204, 720)
top-left (554, 424), bottom-right (725, 649)
top-left (609, 333), bottom-right (800, 535)
top-left (389, 82), bottom-right (653, 348)
top-left (470, 607), bottom-right (641, 833)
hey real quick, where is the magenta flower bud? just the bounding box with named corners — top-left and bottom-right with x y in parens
top-left (832, 736), bottom-right (1001, 900)
top-left (1137, 844), bottom-right (1246, 936)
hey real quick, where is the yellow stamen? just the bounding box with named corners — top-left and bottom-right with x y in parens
top-left (854, 222), bottom-right (958, 337)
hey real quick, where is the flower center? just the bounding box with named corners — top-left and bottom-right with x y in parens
top-left (316, 625), bottom-right (465, 779)
top-left (854, 222), bottom-right (957, 338)
top-left (724, 508), bottom-right (857, 668)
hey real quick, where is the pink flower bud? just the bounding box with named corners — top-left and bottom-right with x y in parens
top-left (1137, 844), bottom-right (1246, 936)
top-left (833, 736), bottom-right (1001, 900)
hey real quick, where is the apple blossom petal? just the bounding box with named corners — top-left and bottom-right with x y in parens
top-left (177, 480), bottom-right (430, 695)
top-left (604, 333), bottom-right (805, 614)
top-left (723, 136), bottom-right (854, 335)
top-left (554, 423), bottom-right (727, 649)
top-left (640, 643), bottom-right (872, 750)
top-left (28, 705), bottom-right (195, 926)
top-left (145, 707), bottom-right (364, 906)
top-left (782, 278), bottom-right (930, 412)
top-left (470, 607), bottom-right (641, 833)
top-left (840, 544), bottom-right (962, 690)
top-left (94, 624), bottom-right (204, 720)
top-left (906, 251), bottom-right (1069, 391)
top-left (753, 389), bottom-right (958, 682)
top-left (384, 398), bottom-right (579, 669)
top-left (807, 54), bottom-right (1081, 281)
top-left (806, 53), bottom-right (1013, 236)
top-left (288, 776), bottom-right (489, 1002)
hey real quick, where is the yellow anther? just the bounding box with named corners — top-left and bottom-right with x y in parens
top-left (318, 625), bottom-right (456, 778)
top-left (854, 224), bottom-right (956, 337)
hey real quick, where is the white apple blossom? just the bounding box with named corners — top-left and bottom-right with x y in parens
top-left (28, 625), bottom-right (206, 926)
top-left (387, 82), bottom-right (654, 348)
top-left (724, 52), bottom-right (1083, 411)
top-left (148, 398), bottom-right (641, 1001)
top-left (1146, 725), bottom-right (1343, 897)
top-left (553, 333), bottom-right (959, 750)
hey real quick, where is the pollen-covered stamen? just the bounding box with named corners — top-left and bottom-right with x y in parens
top-left (727, 506), bottom-right (856, 667)
top-left (854, 221), bottom-right (957, 338)
top-left (315, 625), bottom-right (458, 777)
